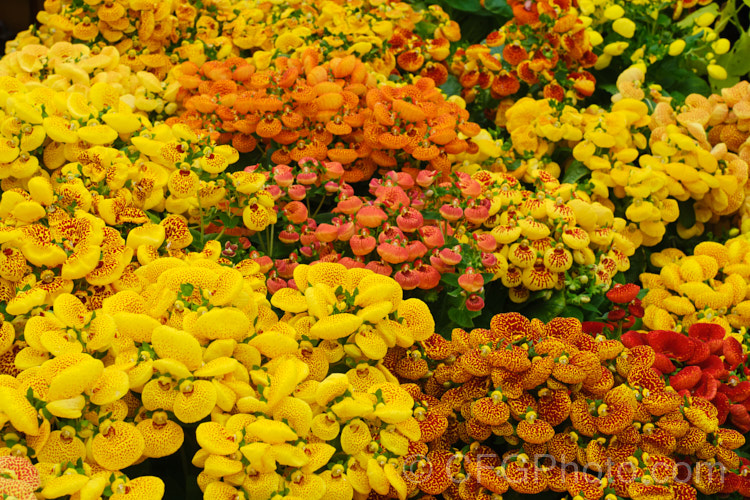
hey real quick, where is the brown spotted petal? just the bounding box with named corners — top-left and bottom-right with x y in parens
top-left (627, 366), bottom-right (666, 393)
top-left (657, 412), bottom-right (690, 438)
top-left (642, 391), bottom-right (681, 416)
top-left (537, 390), bottom-right (571, 426)
top-left (487, 346), bottom-right (531, 372)
top-left (521, 356), bottom-right (555, 390)
top-left (490, 312), bottom-right (533, 340)
top-left (566, 471), bottom-right (603, 500)
top-left (458, 349), bottom-right (492, 376)
top-left (641, 428), bottom-right (677, 455)
top-left (505, 461), bottom-right (547, 494)
top-left (627, 483), bottom-right (675, 500)
top-left (471, 397), bottom-right (510, 426)
top-left (516, 419), bottom-right (554, 444)
top-left (547, 433), bottom-right (578, 463)
top-left (570, 397), bottom-right (597, 437)
top-left (583, 366), bottom-right (614, 396)
top-left (595, 384), bottom-right (637, 435)
top-left (693, 461), bottom-right (725, 495)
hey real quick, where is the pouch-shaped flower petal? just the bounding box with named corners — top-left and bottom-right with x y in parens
top-left (91, 420), bottom-right (145, 470)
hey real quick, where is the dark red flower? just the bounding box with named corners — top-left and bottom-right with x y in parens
top-left (606, 283), bottom-right (640, 304)
top-left (693, 372), bottom-right (720, 400)
top-left (698, 355), bottom-right (729, 380)
top-left (723, 337), bottom-right (746, 370)
top-left (646, 330), bottom-right (694, 362)
top-left (729, 403), bottom-right (750, 433)
top-left (713, 392), bottom-right (731, 424)
top-left (719, 379), bottom-right (750, 403)
top-left (607, 308), bottom-right (627, 321)
top-left (627, 299), bottom-right (644, 318)
top-left (652, 353), bottom-right (675, 375)
top-left (669, 365), bottom-right (702, 392)
top-left (621, 330), bottom-right (645, 348)
top-left (688, 323), bottom-right (725, 352)
top-left (582, 321), bottom-right (608, 336)
top-left (688, 340), bottom-right (711, 365)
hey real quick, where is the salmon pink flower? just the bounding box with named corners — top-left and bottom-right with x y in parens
top-left (419, 226), bottom-right (445, 248)
top-left (273, 165), bottom-right (294, 187)
top-left (336, 195), bottom-right (363, 215)
top-left (439, 247), bottom-right (463, 266)
top-left (365, 260), bottom-right (392, 276)
top-left (315, 223), bottom-right (339, 243)
top-left (377, 241), bottom-right (409, 264)
top-left (394, 265), bottom-right (421, 290)
top-left (439, 202), bottom-right (463, 222)
top-left (350, 231), bottom-right (377, 256)
top-left (323, 161), bottom-right (344, 180)
top-left (458, 267), bottom-right (484, 293)
top-left (415, 261), bottom-right (441, 290)
top-left (283, 201), bottom-right (308, 224)
top-left (287, 184), bottom-right (308, 201)
top-left (396, 207), bottom-right (424, 233)
top-left (474, 233), bottom-right (497, 253)
top-left (407, 241), bottom-right (428, 261)
top-left (416, 170), bottom-right (439, 187)
top-left (356, 205), bottom-right (388, 228)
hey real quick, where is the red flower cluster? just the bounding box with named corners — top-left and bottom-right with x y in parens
top-left (623, 324), bottom-right (750, 432)
top-left (450, 0), bottom-right (597, 111)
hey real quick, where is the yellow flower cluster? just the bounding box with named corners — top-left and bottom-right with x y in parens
top-left (581, 0), bottom-right (730, 81)
top-left (11, 0), bottom-right (455, 82)
top-left (641, 238), bottom-right (750, 335)
top-left (0, 254), bottom-right (435, 499)
top-left (465, 168), bottom-right (634, 302)
top-left (501, 67), bottom-right (750, 245)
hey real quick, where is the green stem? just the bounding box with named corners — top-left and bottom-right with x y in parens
top-left (268, 223), bottom-right (276, 258)
top-left (196, 195), bottom-right (205, 246)
top-left (312, 193), bottom-right (327, 218)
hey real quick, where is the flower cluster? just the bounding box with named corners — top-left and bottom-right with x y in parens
top-left (582, 0), bottom-right (731, 84)
top-left (171, 56), bottom-right (481, 181)
top-left (251, 158), bottom-right (635, 328)
top-left (0, 254), bottom-right (435, 499)
top-left (623, 323), bottom-right (750, 433)
top-left (450, 0), bottom-right (598, 112)
top-left (500, 72), bottom-right (750, 245)
top-left (641, 239), bottom-right (750, 332)
top-left (386, 311), bottom-right (747, 499)
top-left (192, 262), bottom-right (438, 498)
top-left (14, 0), bottom-right (459, 86)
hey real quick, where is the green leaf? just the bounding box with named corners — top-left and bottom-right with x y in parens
top-left (718, 33), bottom-right (750, 77)
top-left (483, 0), bottom-right (512, 17)
top-left (675, 4), bottom-right (719, 29)
top-left (561, 306), bottom-right (584, 322)
top-left (146, 211), bottom-right (162, 224)
top-left (561, 160), bottom-right (590, 185)
top-left (440, 273), bottom-right (460, 288)
top-left (677, 199), bottom-right (696, 229)
top-left (180, 283), bottom-right (195, 297)
top-left (439, 0), bottom-right (484, 13)
top-left (523, 290), bottom-right (566, 322)
top-left (448, 306), bottom-right (481, 328)
top-left (439, 75), bottom-right (463, 97)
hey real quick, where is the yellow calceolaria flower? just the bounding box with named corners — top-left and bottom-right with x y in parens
top-left (502, 75), bottom-right (750, 247)
top-left (642, 237), bottom-right (750, 334)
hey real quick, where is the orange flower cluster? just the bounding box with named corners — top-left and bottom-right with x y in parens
top-left (388, 312), bottom-right (745, 499)
top-left (386, 5), bottom-right (461, 85)
top-left (450, 0), bottom-right (597, 112)
top-left (171, 54), bottom-right (481, 182)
